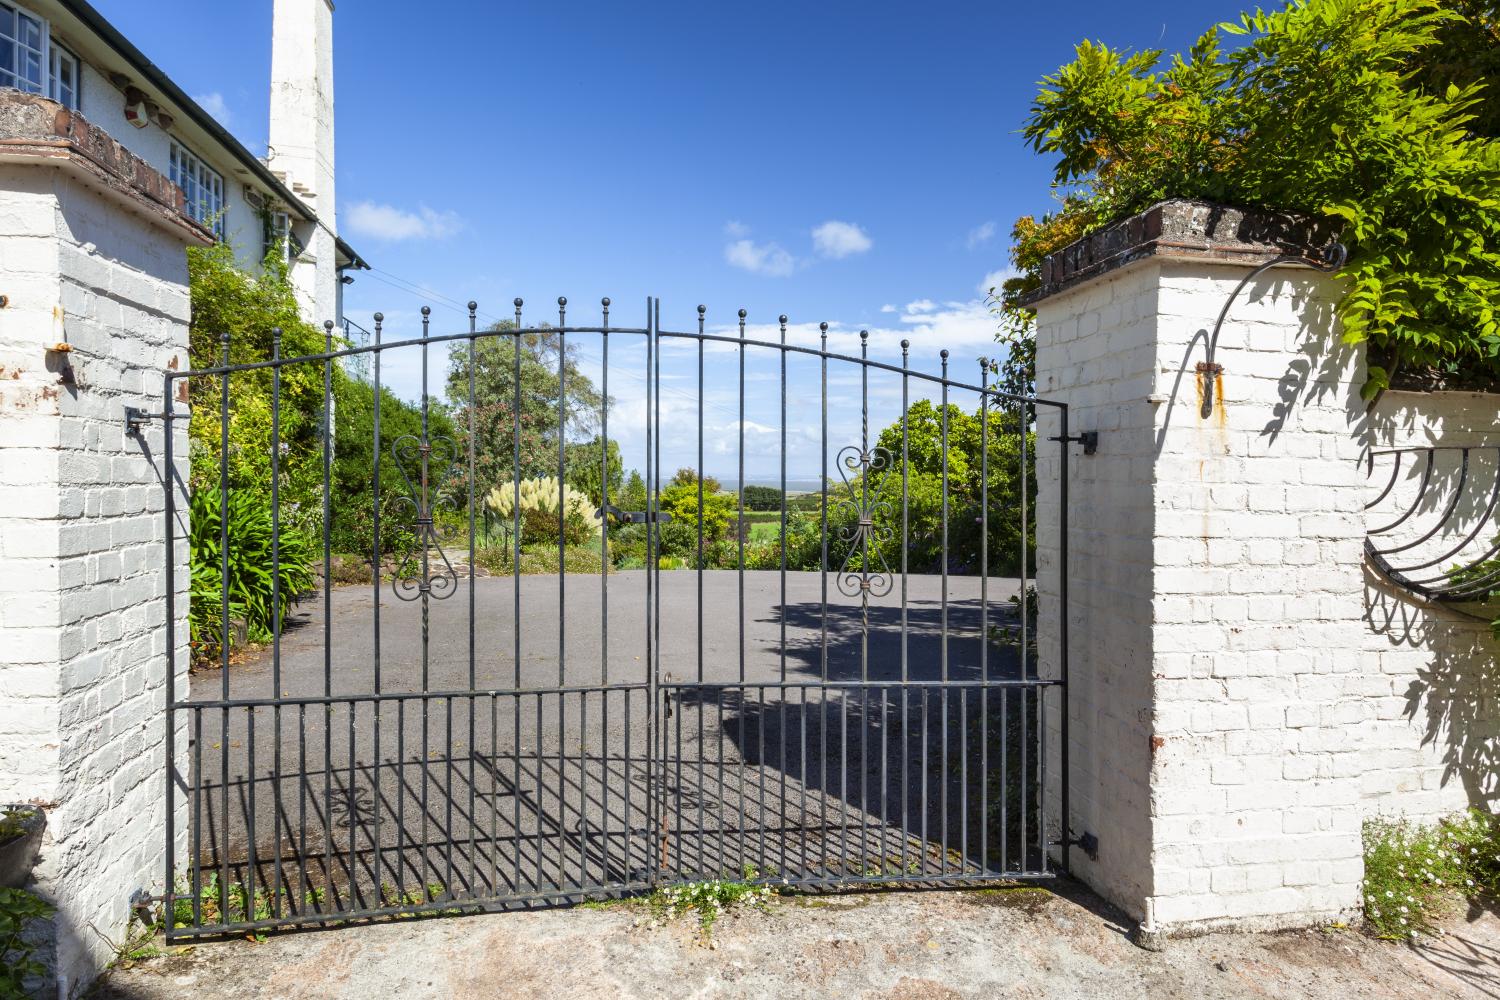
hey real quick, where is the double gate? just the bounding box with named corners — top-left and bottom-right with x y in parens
top-left (160, 298), bottom-right (1073, 936)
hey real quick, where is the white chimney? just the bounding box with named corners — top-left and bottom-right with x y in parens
top-left (268, 0), bottom-right (338, 328)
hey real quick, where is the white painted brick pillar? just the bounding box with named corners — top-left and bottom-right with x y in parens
top-left (1033, 200), bottom-right (1368, 940)
top-left (0, 100), bottom-right (203, 997)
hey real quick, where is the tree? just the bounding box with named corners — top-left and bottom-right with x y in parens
top-left (620, 469), bottom-right (648, 513)
top-left (187, 241), bottom-right (327, 513)
top-left (329, 379), bottom-right (456, 555)
top-left (445, 323), bottom-right (607, 498)
top-left (564, 436), bottom-right (624, 507)
top-left (1005, 0), bottom-right (1500, 394)
top-left (742, 485), bottom-right (784, 511)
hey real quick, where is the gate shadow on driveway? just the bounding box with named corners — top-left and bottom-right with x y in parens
top-left (176, 572), bottom-right (1053, 931)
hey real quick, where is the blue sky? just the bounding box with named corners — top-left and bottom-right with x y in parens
top-left (95, 0), bottom-right (1246, 481)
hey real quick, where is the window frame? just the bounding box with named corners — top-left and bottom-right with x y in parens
top-left (169, 143), bottom-right (226, 239)
top-left (47, 39), bottom-right (78, 110)
top-left (0, 2), bottom-right (49, 99)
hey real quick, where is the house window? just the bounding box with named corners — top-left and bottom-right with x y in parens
top-left (170, 144), bottom-right (225, 238)
top-left (0, 3), bottom-right (77, 110)
top-left (265, 210), bottom-right (292, 261)
top-left (48, 42), bottom-right (77, 110)
top-left (0, 3), bottom-right (48, 97)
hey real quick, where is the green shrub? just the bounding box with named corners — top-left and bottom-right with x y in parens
top-left (1362, 811), bottom-right (1500, 938)
top-left (0, 887), bottom-right (53, 1000)
top-left (474, 544), bottom-right (608, 576)
top-left (486, 476), bottom-right (600, 548)
top-left (658, 471), bottom-right (739, 555)
top-left (190, 486), bottom-right (315, 657)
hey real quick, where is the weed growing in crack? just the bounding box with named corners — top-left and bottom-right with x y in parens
top-left (645, 874), bottom-right (784, 939)
top-left (1362, 811), bottom-right (1500, 939)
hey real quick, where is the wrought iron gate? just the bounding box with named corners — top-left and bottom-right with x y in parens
top-left (159, 298), bottom-right (1073, 937)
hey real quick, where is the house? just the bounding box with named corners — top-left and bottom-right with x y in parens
top-left (0, 0), bottom-right (364, 329)
top-left (0, 1), bottom-right (359, 995)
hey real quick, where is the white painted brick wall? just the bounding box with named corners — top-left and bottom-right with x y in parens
top-left (1361, 390), bottom-right (1499, 820)
top-left (1037, 254), bottom-right (1369, 935)
top-left (0, 162), bottom-right (191, 998)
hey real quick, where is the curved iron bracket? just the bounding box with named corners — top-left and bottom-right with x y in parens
top-left (1197, 241), bottom-right (1347, 418)
top-left (1365, 445), bottom-right (1500, 609)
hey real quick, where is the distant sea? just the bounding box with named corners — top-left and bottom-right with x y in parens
top-left (703, 478), bottom-right (826, 494)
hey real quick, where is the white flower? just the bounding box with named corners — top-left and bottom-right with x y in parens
top-left (1399, 906), bottom-right (1409, 914)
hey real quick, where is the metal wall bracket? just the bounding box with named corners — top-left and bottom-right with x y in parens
top-left (1050, 430), bottom-right (1099, 455)
top-left (124, 405), bottom-right (178, 435)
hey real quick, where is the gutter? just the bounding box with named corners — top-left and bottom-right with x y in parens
top-left (55, 0), bottom-right (368, 271)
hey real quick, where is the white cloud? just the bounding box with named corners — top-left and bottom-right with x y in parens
top-left (966, 220), bottom-right (997, 249)
top-left (346, 201), bottom-right (463, 242)
top-left (977, 267), bottom-right (1019, 296)
top-left (811, 220), bottom-right (873, 259)
top-left (905, 299), bottom-right (936, 314)
top-left (724, 238), bottom-right (797, 277)
top-left (879, 304), bottom-right (897, 313)
top-left (194, 92), bottom-right (232, 127)
top-left (723, 220), bottom-right (750, 238)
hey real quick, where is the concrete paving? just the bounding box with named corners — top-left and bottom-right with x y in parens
top-left (97, 882), bottom-right (1500, 999)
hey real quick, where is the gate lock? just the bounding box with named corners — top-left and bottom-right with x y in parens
top-left (596, 504), bottom-right (673, 525)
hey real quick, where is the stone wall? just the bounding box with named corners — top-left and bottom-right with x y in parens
top-left (0, 141), bottom-right (195, 996)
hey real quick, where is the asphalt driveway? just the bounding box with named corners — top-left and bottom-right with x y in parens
top-left (176, 570), bottom-right (1040, 927)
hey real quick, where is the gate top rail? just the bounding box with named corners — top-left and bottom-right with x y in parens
top-left (165, 306), bottom-right (1065, 409)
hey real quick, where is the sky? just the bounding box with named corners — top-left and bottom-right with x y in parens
top-left (94, 0), bottom-right (1248, 483)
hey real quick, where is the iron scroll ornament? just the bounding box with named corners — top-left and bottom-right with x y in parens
top-left (834, 444), bottom-right (896, 598)
top-left (388, 432), bottom-right (463, 601)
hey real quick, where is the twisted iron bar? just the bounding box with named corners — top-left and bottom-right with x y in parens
top-left (1365, 445), bottom-right (1500, 604)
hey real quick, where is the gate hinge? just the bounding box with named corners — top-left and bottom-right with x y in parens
top-left (125, 405), bottom-right (183, 435)
top-left (1052, 830), bottom-right (1099, 861)
top-left (1048, 430), bottom-right (1099, 455)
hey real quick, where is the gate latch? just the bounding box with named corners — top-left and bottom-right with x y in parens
top-left (596, 504), bottom-right (673, 525)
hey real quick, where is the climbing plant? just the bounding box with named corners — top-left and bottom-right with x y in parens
top-left (1000, 0), bottom-right (1500, 396)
